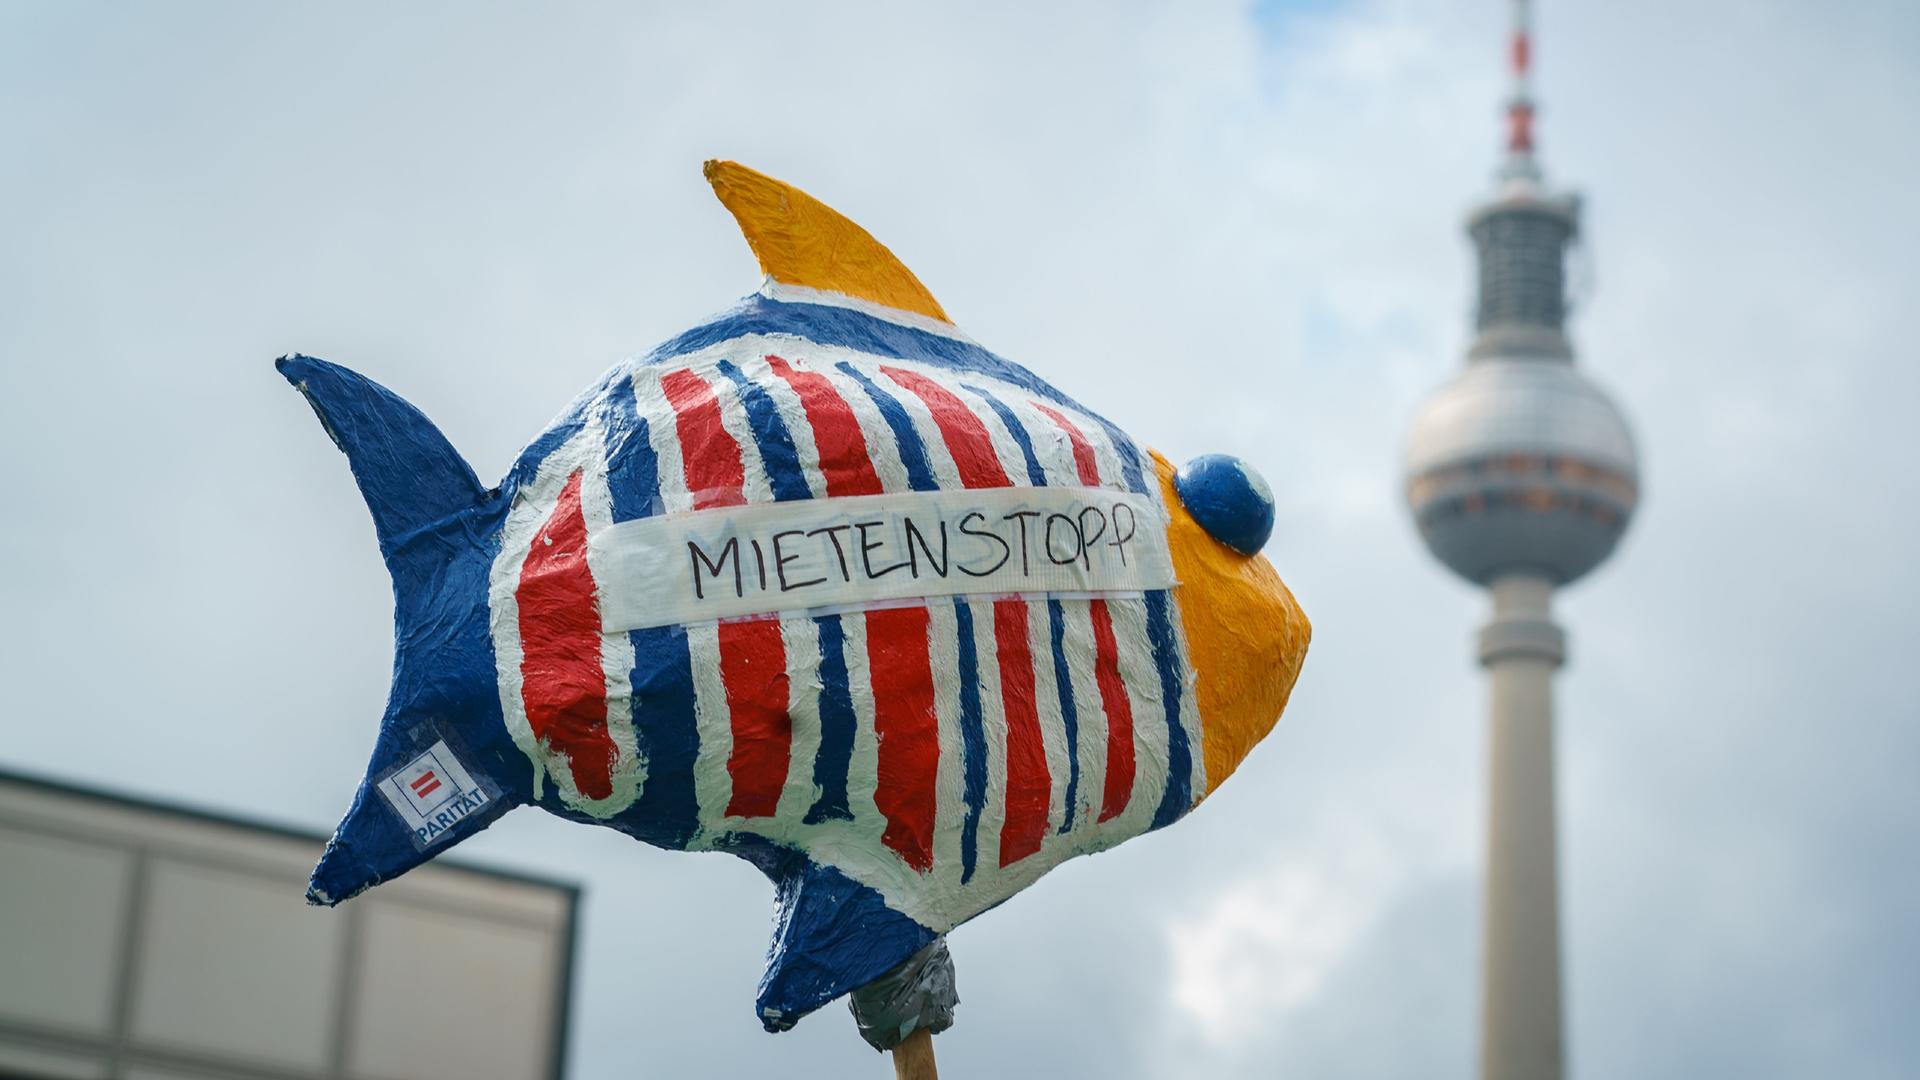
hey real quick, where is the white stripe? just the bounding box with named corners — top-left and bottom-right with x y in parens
top-left (1051, 406), bottom-right (1206, 811)
top-left (1054, 597), bottom-right (1110, 841)
top-left (708, 367), bottom-right (776, 507)
top-left (806, 359), bottom-right (914, 495)
top-left (759, 281), bottom-right (979, 345)
top-left (839, 611), bottom-right (884, 833)
top-left (638, 364), bottom-right (734, 839)
top-left (486, 379), bottom-right (650, 818)
top-left (967, 598), bottom-right (1010, 887)
top-left (950, 384), bottom-right (1038, 488)
top-left (1069, 417), bottom-right (1179, 842)
top-left (947, 390), bottom-right (1082, 866)
top-left (870, 364), bottom-right (1042, 891)
top-left (1102, 595), bottom-right (1172, 838)
top-left (924, 597), bottom-right (967, 897)
top-left (867, 373), bottom-right (977, 896)
top-left (748, 363), bottom-right (840, 835)
top-left (774, 613), bottom-right (825, 823)
top-left (686, 619), bottom-right (734, 840)
top-left (1025, 596), bottom-right (1072, 840)
top-left (989, 398), bottom-right (1114, 849)
top-left (633, 366), bottom-right (694, 514)
top-left (772, 355), bottom-right (933, 897)
top-left (488, 429), bottom-right (586, 806)
top-left (577, 398), bottom-right (644, 817)
top-left (874, 365), bottom-right (966, 487)
top-left (748, 354), bottom-right (833, 500)
top-left (1000, 393), bottom-right (1094, 487)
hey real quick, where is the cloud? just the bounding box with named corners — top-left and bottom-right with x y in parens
top-left (1169, 826), bottom-right (1399, 1043)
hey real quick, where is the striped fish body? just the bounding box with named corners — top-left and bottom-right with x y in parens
top-left (285, 163), bottom-right (1309, 1032)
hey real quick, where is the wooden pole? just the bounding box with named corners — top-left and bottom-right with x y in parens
top-left (890, 1027), bottom-right (938, 1080)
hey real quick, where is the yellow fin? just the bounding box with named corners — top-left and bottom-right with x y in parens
top-left (703, 160), bottom-right (951, 325)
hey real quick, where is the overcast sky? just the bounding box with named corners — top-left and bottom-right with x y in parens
top-left (3, 1), bottom-right (1916, 1077)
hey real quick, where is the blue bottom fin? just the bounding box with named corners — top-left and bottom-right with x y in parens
top-left (756, 859), bottom-right (937, 1032)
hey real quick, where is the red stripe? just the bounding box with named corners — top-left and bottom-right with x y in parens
top-left (1089, 601), bottom-right (1136, 822)
top-left (1033, 404), bottom-right (1136, 822)
top-left (881, 365), bottom-right (1011, 488)
top-left (765, 355), bottom-right (884, 497)
top-left (883, 368), bottom-right (1071, 859)
top-left (410, 776), bottom-right (442, 798)
top-left (1507, 104), bottom-right (1535, 153)
top-left (517, 471), bottom-right (615, 800)
top-left (660, 366), bottom-right (790, 818)
top-left (771, 358), bottom-right (939, 867)
top-left (868, 604), bottom-right (939, 872)
top-left (994, 601), bottom-right (1050, 866)
top-left (1033, 403), bottom-right (1102, 486)
top-left (661, 368), bottom-right (748, 510)
top-left (720, 618), bottom-right (791, 818)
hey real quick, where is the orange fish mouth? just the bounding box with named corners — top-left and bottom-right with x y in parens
top-left (1154, 450), bottom-right (1311, 799)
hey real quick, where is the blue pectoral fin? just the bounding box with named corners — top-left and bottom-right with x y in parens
top-left (756, 860), bottom-right (938, 1033)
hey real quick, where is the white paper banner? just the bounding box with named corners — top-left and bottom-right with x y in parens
top-left (589, 487), bottom-right (1175, 631)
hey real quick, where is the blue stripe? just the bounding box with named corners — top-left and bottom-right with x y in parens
top-left (966, 384), bottom-right (1084, 830)
top-left (706, 361), bottom-right (859, 827)
top-left (603, 372), bottom-right (659, 523)
top-left (502, 369), bottom-right (619, 496)
top-left (835, 362), bottom-right (940, 493)
top-left (646, 294), bottom-right (1109, 422)
top-left (962, 384), bottom-right (1048, 487)
top-left (623, 626), bottom-right (702, 847)
top-left (843, 368), bottom-right (987, 872)
top-left (953, 599), bottom-right (988, 884)
top-left (716, 358), bottom-right (811, 503)
top-left (1089, 424), bottom-right (1196, 829)
top-left (1046, 598), bottom-right (1081, 832)
top-left (803, 615), bottom-right (857, 824)
top-left (599, 372), bottom-right (700, 848)
top-left (1145, 590), bottom-right (1194, 829)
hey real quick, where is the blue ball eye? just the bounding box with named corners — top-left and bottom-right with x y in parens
top-left (1174, 454), bottom-right (1275, 555)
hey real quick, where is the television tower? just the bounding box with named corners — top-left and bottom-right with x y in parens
top-left (1403, 3), bottom-right (1639, 1079)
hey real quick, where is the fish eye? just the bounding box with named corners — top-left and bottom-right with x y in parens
top-left (1174, 454), bottom-right (1274, 555)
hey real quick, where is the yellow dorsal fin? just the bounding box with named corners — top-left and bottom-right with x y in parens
top-left (703, 160), bottom-right (951, 324)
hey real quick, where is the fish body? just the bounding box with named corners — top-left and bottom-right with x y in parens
top-left (284, 162), bottom-right (1309, 1030)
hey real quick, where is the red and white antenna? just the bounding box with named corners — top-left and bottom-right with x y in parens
top-left (1502, 0), bottom-right (1541, 180)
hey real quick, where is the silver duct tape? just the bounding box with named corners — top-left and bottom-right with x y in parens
top-left (848, 936), bottom-right (959, 1052)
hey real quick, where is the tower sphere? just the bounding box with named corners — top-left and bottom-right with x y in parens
top-left (1404, 357), bottom-right (1637, 586)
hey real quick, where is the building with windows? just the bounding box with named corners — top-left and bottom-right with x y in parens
top-left (0, 770), bottom-right (577, 1080)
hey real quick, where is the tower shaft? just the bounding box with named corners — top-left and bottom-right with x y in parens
top-left (1405, 3), bottom-right (1637, 1072)
top-left (1478, 574), bottom-right (1565, 1080)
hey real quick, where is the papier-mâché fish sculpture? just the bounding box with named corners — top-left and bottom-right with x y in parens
top-left (282, 161), bottom-right (1310, 1029)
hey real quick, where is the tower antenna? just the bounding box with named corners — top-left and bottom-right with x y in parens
top-left (1502, 0), bottom-right (1541, 181)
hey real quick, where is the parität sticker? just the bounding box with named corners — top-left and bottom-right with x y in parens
top-left (376, 740), bottom-right (493, 849)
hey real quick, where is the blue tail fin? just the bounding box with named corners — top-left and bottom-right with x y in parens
top-left (278, 355), bottom-right (516, 904)
top-left (277, 355), bottom-right (486, 553)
